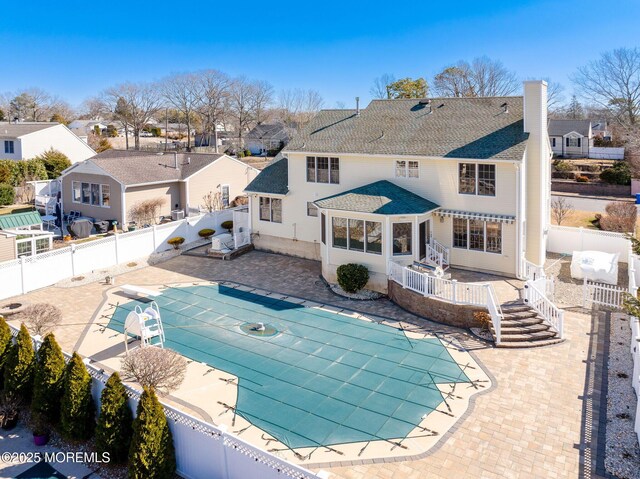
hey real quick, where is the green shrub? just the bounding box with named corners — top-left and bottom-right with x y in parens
top-left (129, 387), bottom-right (176, 479)
top-left (4, 323), bottom-right (35, 401)
top-left (198, 228), bottom-right (215, 238)
top-left (553, 160), bottom-right (573, 172)
top-left (167, 237), bottom-right (185, 249)
top-left (0, 183), bottom-right (15, 205)
top-left (600, 162), bottom-right (631, 185)
top-left (0, 159), bottom-right (47, 186)
top-left (33, 149), bottom-right (71, 179)
top-left (336, 263), bottom-right (369, 293)
top-left (237, 151), bottom-right (245, 158)
top-left (32, 333), bottom-right (65, 423)
top-left (150, 127), bottom-right (162, 137)
top-left (552, 171), bottom-right (576, 180)
top-left (0, 317), bottom-right (12, 389)
top-left (60, 352), bottom-right (95, 440)
top-left (244, 149), bottom-right (251, 157)
top-left (221, 220), bottom-right (233, 232)
top-left (576, 175), bottom-right (589, 183)
top-left (96, 372), bottom-right (132, 463)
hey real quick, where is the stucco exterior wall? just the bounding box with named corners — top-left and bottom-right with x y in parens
top-left (187, 157), bottom-right (258, 211)
top-left (62, 172), bottom-right (123, 224)
top-left (125, 183), bottom-right (180, 222)
top-left (19, 125), bottom-right (96, 164)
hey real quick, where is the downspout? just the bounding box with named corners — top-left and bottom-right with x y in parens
top-left (515, 163), bottom-right (523, 278)
top-left (121, 185), bottom-right (127, 227)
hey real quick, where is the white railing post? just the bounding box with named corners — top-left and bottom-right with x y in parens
top-left (451, 279), bottom-right (458, 304)
top-left (583, 277), bottom-right (588, 309)
top-left (70, 243), bottom-right (76, 277)
top-left (114, 233), bottom-right (120, 264)
top-left (19, 256), bottom-right (26, 295)
top-left (402, 265), bottom-right (407, 288)
top-left (152, 225), bottom-right (158, 250)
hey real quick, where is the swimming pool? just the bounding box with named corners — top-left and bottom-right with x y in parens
top-left (108, 283), bottom-right (474, 450)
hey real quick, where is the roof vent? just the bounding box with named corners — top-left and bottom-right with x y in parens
top-left (419, 99), bottom-right (431, 105)
top-left (186, 157), bottom-right (191, 165)
top-left (501, 102), bottom-right (509, 114)
top-left (356, 97), bottom-right (360, 116)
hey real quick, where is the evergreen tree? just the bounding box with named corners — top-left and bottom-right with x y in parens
top-left (4, 323), bottom-right (35, 401)
top-left (96, 372), bottom-right (132, 463)
top-left (31, 333), bottom-right (65, 423)
top-left (0, 317), bottom-right (12, 389)
top-left (129, 387), bottom-right (176, 479)
top-left (60, 352), bottom-right (94, 440)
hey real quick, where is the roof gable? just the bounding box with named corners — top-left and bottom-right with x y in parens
top-left (548, 119), bottom-right (591, 137)
top-left (0, 122), bottom-right (58, 139)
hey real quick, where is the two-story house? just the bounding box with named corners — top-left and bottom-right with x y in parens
top-left (245, 81), bottom-right (550, 292)
top-left (0, 122), bottom-right (96, 164)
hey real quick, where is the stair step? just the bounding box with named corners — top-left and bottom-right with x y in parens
top-left (500, 305), bottom-right (531, 313)
top-left (498, 323), bottom-right (551, 335)
top-left (497, 338), bottom-right (565, 348)
top-left (502, 311), bottom-right (540, 320)
top-left (496, 330), bottom-right (558, 342)
top-left (500, 316), bottom-right (545, 327)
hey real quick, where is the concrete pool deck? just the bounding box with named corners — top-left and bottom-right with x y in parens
top-left (5, 250), bottom-right (604, 478)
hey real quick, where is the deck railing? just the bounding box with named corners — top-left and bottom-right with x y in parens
top-left (430, 239), bottom-right (450, 265)
top-left (389, 261), bottom-right (502, 344)
top-left (523, 279), bottom-right (564, 338)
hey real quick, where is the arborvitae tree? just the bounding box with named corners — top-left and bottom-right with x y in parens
top-left (60, 352), bottom-right (94, 440)
top-left (0, 317), bottom-right (12, 389)
top-left (129, 387), bottom-right (176, 479)
top-left (96, 372), bottom-right (132, 463)
top-left (31, 333), bottom-right (65, 423)
top-left (4, 323), bottom-right (34, 401)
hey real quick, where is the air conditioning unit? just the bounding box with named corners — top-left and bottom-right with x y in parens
top-left (171, 209), bottom-right (184, 221)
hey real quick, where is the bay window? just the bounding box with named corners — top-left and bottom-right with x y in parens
top-left (332, 217), bottom-right (381, 254)
top-left (332, 217), bottom-right (348, 248)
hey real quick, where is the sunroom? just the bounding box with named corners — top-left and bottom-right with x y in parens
top-left (314, 180), bottom-right (442, 292)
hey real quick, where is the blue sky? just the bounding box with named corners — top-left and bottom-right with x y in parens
top-left (2, 0), bottom-right (639, 109)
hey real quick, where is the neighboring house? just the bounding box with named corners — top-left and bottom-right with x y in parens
top-left (245, 81), bottom-right (551, 292)
top-left (591, 119), bottom-right (611, 140)
top-left (0, 122), bottom-right (96, 164)
top-left (60, 150), bottom-right (260, 227)
top-left (0, 211), bottom-right (53, 260)
top-left (68, 119), bottom-right (109, 136)
top-left (245, 123), bottom-right (290, 156)
top-left (548, 119), bottom-right (593, 158)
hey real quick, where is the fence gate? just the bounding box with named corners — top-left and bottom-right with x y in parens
top-left (583, 279), bottom-right (627, 310)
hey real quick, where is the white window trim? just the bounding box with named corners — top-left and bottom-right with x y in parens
top-left (452, 218), bottom-right (502, 254)
top-left (220, 184), bottom-right (230, 208)
top-left (458, 162), bottom-right (497, 197)
top-left (306, 202), bottom-right (318, 217)
top-left (395, 160), bottom-right (419, 179)
top-left (392, 222), bottom-right (413, 256)
top-left (258, 196), bottom-right (282, 223)
top-left (306, 156), bottom-right (340, 184)
top-left (72, 181), bottom-right (111, 208)
top-left (331, 216), bottom-right (382, 255)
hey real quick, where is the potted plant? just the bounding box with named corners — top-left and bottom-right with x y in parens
top-left (0, 392), bottom-right (22, 430)
top-left (198, 228), bottom-right (215, 239)
top-left (221, 220), bottom-right (233, 234)
top-left (31, 413), bottom-right (50, 446)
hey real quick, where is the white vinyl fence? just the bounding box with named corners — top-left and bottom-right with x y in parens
top-left (628, 253), bottom-right (640, 444)
top-left (6, 325), bottom-right (323, 479)
top-left (582, 279), bottom-right (627, 310)
top-left (589, 147), bottom-right (625, 160)
top-left (547, 225), bottom-right (630, 262)
top-left (0, 210), bottom-right (237, 301)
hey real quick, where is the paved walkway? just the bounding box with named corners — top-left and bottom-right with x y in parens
top-left (6, 251), bottom-right (606, 478)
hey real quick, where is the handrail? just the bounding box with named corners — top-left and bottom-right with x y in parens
top-left (485, 284), bottom-right (503, 345)
top-left (523, 259), bottom-right (545, 281)
top-left (523, 279), bottom-right (564, 338)
top-left (431, 238), bottom-right (450, 265)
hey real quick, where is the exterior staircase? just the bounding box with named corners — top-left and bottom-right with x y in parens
top-left (491, 302), bottom-right (564, 348)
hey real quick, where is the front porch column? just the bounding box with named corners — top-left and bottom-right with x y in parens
top-left (384, 216), bottom-right (392, 274)
top-left (413, 215), bottom-right (419, 262)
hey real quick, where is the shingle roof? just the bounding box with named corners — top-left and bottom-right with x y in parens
top-left (548, 119), bottom-right (591, 137)
top-left (0, 122), bottom-right (58, 139)
top-left (86, 150), bottom-right (226, 186)
top-left (245, 123), bottom-right (289, 141)
top-left (286, 97), bottom-right (529, 160)
top-left (314, 180), bottom-right (440, 215)
top-left (0, 211), bottom-right (42, 229)
top-left (244, 155), bottom-right (289, 195)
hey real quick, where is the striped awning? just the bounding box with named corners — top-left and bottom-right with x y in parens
top-left (436, 209), bottom-right (516, 224)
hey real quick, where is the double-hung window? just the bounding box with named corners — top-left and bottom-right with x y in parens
top-left (307, 202), bottom-right (318, 217)
top-left (306, 156), bottom-right (340, 184)
top-left (4, 140), bottom-right (14, 154)
top-left (395, 160), bottom-right (419, 178)
top-left (73, 181), bottom-right (110, 207)
top-left (452, 218), bottom-right (502, 254)
top-left (566, 137), bottom-right (581, 147)
top-left (459, 163), bottom-right (496, 197)
top-left (221, 185), bottom-right (230, 207)
top-left (259, 197), bottom-right (282, 223)
top-left (72, 181), bottom-right (82, 203)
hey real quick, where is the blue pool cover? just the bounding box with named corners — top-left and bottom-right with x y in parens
top-left (108, 284), bottom-right (471, 449)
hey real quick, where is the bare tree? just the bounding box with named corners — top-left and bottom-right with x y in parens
top-left (572, 47), bottom-right (640, 126)
top-left (600, 201), bottom-right (638, 233)
top-left (202, 191), bottom-right (223, 212)
top-left (543, 79), bottom-right (565, 114)
top-left (551, 197), bottom-right (574, 226)
top-left (79, 96), bottom-right (110, 120)
top-left (195, 70), bottom-right (231, 153)
top-left (277, 88), bottom-right (324, 129)
top-left (370, 74), bottom-right (396, 99)
top-left (161, 73), bottom-right (201, 150)
top-left (16, 303), bottom-right (62, 336)
top-left (227, 77), bottom-right (257, 147)
top-left (432, 56), bottom-right (519, 97)
top-left (121, 347), bottom-right (187, 395)
top-left (252, 80), bottom-right (274, 125)
top-left (129, 197), bottom-right (166, 226)
top-left (7, 88), bottom-right (74, 122)
top-left (102, 82), bottom-right (162, 150)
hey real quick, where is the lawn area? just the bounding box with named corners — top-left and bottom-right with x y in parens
top-left (551, 209), bottom-right (599, 228)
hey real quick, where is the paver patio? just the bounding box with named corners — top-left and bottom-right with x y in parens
top-left (5, 250), bottom-right (605, 478)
